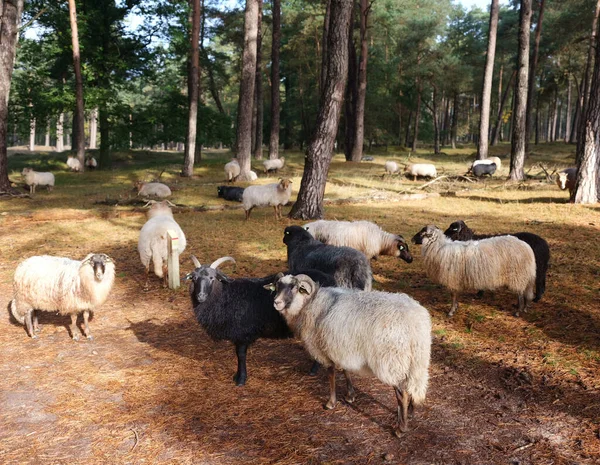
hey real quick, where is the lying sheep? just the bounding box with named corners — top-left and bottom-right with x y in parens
top-left (444, 220), bottom-right (549, 302)
top-left (66, 155), bottom-right (82, 172)
top-left (10, 253), bottom-right (115, 340)
top-left (303, 220), bottom-right (413, 262)
top-left (135, 181), bottom-right (172, 198)
top-left (412, 225), bottom-right (536, 317)
top-left (404, 163), bottom-right (437, 181)
top-left (284, 225), bottom-right (372, 291)
top-left (138, 200), bottom-right (187, 286)
top-left (242, 178), bottom-right (292, 220)
top-left (225, 159), bottom-right (241, 182)
top-left (556, 167), bottom-right (577, 199)
top-left (21, 168), bottom-right (54, 194)
top-left (262, 157), bottom-right (285, 173)
top-left (270, 274), bottom-right (431, 436)
top-left (217, 185), bottom-right (245, 202)
top-left (471, 162), bottom-right (496, 177)
top-left (472, 156), bottom-right (501, 171)
top-left (384, 161), bottom-right (400, 175)
top-left (85, 157), bottom-right (98, 169)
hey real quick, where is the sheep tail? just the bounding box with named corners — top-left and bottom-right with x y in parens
top-left (406, 344), bottom-right (430, 405)
top-left (10, 300), bottom-right (25, 325)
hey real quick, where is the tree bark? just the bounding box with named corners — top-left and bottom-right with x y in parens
top-left (565, 74), bottom-right (572, 142)
top-left (411, 78), bottom-right (422, 153)
top-left (510, 0), bottom-right (532, 181)
top-left (235, 0), bottom-right (259, 180)
top-left (56, 113), bottom-right (64, 152)
top-left (182, 0), bottom-right (201, 177)
top-left (68, 0), bottom-right (86, 170)
top-left (492, 69), bottom-right (516, 146)
top-left (478, 0), bottom-right (500, 159)
top-left (268, 0), bottom-right (281, 160)
top-left (451, 93), bottom-right (458, 149)
top-left (253, 0), bottom-right (263, 160)
top-left (289, 0), bottom-right (352, 219)
top-left (29, 118), bottom-right (35, 151)
top-left (344, 17), bottom-right (357, 161)
top-left (524, 0), bottom-right (545, 155)
top-left (320, 0), bottom-right (332, 100)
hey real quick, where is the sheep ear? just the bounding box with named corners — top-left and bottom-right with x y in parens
top-left (183, 272), bottom-right (194, 281)
top-left (275, 272), bottom-right (284, 280)
top-left (191, 255), bottom-right (201, 268)
top-left (263, 283), bottom-right (276, 292)
top-left (216, 270), bottom-right (233, 283)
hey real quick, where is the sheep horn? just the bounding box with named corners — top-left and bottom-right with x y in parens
top-left (142, 200), bottom-right (157, 208)
top-left (191, 255), bottom-right (201, 268)
top-left (210, 256), bottom-right (236, 270)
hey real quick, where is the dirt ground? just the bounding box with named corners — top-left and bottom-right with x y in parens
top-left (1, 149), bottom-right (599, 465)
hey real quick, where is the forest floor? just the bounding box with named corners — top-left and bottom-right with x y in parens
top-left (0, 144), bottom-right (599, 465)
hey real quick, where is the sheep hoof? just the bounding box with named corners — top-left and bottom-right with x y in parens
top-left (233, 373), bottom-right (247, 386)
top-left (72, 335), bottom-right (80, 342)
top-left (86, 335), bottom-right (94, 341)
top-left (30, 334), bottom-right (39, 340)
top-left (324, 400), bottom-right (336, 410)
top-left (394, 424), bottom-right (409, 437)
top-left (344, 393), bottom-right (356, 404)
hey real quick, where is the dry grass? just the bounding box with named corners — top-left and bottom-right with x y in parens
top-left (1, 143), bottom-right (599, 464)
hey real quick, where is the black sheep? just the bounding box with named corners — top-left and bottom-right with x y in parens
top-left (217, 185), bottom-right (245, 202)
top-left (283, 226), bottom-right (373, 291)
top-left (444, 220), bottom-right (549, 302)
top-left (471, 163), bottom-right (497, 177)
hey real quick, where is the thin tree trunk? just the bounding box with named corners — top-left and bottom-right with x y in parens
top-left (56, 113), bottom-right (64, 152)
top-left (320, 0), bottom-right (332, 100)
top-left (235, 0), bottom-right (259, 181)
top-left (492, 69), bottom-right (516, 146)
top-left (89, 108), bottom-right (97, 149)
top-left (478, 0), bottom-right (500, 159)
top-left (289, 0), bottom-right (352, 219)
top-left (571, 75), bottom-right (584, 144)
top-left (99, 108), bottom-right (109, 168)
top-left (405, 109), bottom-right (412, 148)
top-left (68, 0), bottom-right (86, 170)
top-left (350, 0), bottom-right (370, 162)
top-left (29, 118), bottom-right (35, 151)
top-left (551, 90), bottom-right (558, 141)
top-left (253, 0), bottom-right (263, 160)
top-left (268, 0), bottom-right (281, 160)
top-left (412, 78), bottom-right (422, 153)
top-left (344, 17), bottom-right (357, 161)
top-left (510, 0), bottom-right (532, 181)
top-left (565, 74), bottom-right (572, 142)
top-left (524, 0), bottom-right (545, 154)
top-left (45, 124), bottom-right (50, 147)
top-left (442, 96), bottom-right (450, 146)
top-left (451, 93), bottom-right (458, 149)
top-left (398, 103), bottom-right (403, 146)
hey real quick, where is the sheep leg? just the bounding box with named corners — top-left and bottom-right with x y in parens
top-left (309, 360), bottom-right (321, 376)
top-left (515, 294), bottom-right (527, 317)
top-left (273, 206), bottom-right (279, 220)
top-left (344, 371), bottom-right (356, 404)
top-left (233, 343), bottom-right (248, 386)
top-left (245, 208), bottom-right (252, 221)
top-left (83, 310), bottom-right (93, 340)
top-left (162, 263), bottom-right (168, 287)
top-left (33, 311), bottom-right (40, 333)
top-left (24, 310), bottom-right (38, 339)
top-left (393, 387), bottom-right (410, 436)
top-left (70, 313), bottom-right (80, 341)
top-left (325, 366), bottom-right (337, 410)
top-left (449, 292), bottom-right (459, 317)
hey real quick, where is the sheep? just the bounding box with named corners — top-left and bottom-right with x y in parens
top-left (284, 225), bottom-right (373, 291)
top-left (249, 170), bottom-right (258, 181)
top-left (185, 256), bottom-right (337, 386)
top-left (224, 158), bottom-right (241, 182)
top-left (384, 160), bottom-right (400, 175)
top-left (10, 253), bottom-right (115, 340)
top-left (303, 220), bottom-right (413, 262)
top-left (472, 156), bottom-right (501, 170)
top-left (138, 200), bottom-right (187, 286)
top-left (66, 155), bottom-right (82, 172)
top-left (556, 167), bottom-right (577, 199)
top-left (443, 220), bottom-right (550, 303)
top-left (135, 181), bottom-right (172, 198)
top-left (217, 185), bottom-right (245, 202)
top-left (269, 273), bottom-right (431, 436)
top-left (412, 225), bottom-right (536, 317)
top-left (262, 157), bottom-right (285, 173)
top-left (404, 163), bottom-right (437, 181)
top-left (471, 162), bottom-right (496, 177)
top-left (21, 168), bottom-right (54, 194)
top-left (242, 178), bottom-right (292, 220)
top-left (85, 157), bottom-right (98, 169)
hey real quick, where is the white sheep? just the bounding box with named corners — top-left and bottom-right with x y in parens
top-left (10, 253), bottom-right (115, 340)
top-left (66, 156), bottom-right (82, 172)
top-left (404, 163), bottom-right (437, 181)
top-left (138, 200), bottom-right (187, 286)
top-left (472, 156), bottom-right (501, 171)
top-left (135, 181), bottom-right (172, 198)
top-left (556, 167), bottom-right (577, 199)
top-left (262, 157), bottom-right (285, 173)
top-left (21, 168), bottom-right (55, 194)
top-left (412, 225), bottom-right (536, 317)
top-left (242, 178), bottom-right (292, 220)
top-left (384, 160), bottom-right (400, 175)
top-left (303, 220), bottom-right (413, 262)
top-left (225, 159), bottom-right (241, 182)
top-left (269, 274), bottom-right (431, 436)
top-left (248, 170), bottom-right (258, 181)
top-left (85, 157), bottom-right (98, 169)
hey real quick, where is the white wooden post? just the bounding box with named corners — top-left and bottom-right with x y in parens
top-left (167, 230), bottom-right (180, 289)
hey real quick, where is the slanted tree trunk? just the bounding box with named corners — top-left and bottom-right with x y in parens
top-left (253, 0), bottom-right (263, 160)
top-left (524, 0), bottom-right (545, 155)
top-left (289, 0), bottom-right (352, 219)
top-left (510, 0), bottom-right (532, 181)
top-left (235, 0), bottom-right (259, 181)
top-left (182, 0), bottom-right (201, 177)
top-left (492, 69), bottom-right (516, 146)
top-left (68, 0), bottom-right (86, 170)
top-left (478, 0), bottom-right (500, 159)
top-left (56, 113), bottom-right (65, 152)
top-left (89, 108), bottom-right (97, 149)
top-left (268, 0), bottom-right (281, 160)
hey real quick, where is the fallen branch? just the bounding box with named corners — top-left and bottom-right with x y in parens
top-left (512, 441), bottom-right (535, 453)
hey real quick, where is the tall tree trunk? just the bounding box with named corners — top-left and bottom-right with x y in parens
top-left (253, 0), bottom-right (263, 160)
top-left (99, 108), bottom-right (109, 168)
top-left (524, 0), bottom-right (545, 155)
top-left (344, 18), bottom-right (357, 161)
top-left (404, 109), bottom-right (412, 148)
top-left (565, 74), bottom-right (572, 142)
top-left (551, 89), bottom-right (558, 141)
top-left (492, 69), bottom-right (516, 146)
top-left (289, 0), bottom-right (352, 219)
top-left (29, 118), bottom-right (35, 151)
top-left (268, 0), bottom-right (281, 160)
top-left (411, 79), bottom-right (422, 153)
top-left (56, 113), bottom-right (64, 152)
top-left (432, 88), bottom-right (440, 154)
top-left (320, 0), bottom-right (332, 100)
top-left (68, 0), bottom-right (86, 170)
top-left (510, 0), bottom-right (532, 181)
top-left (478, 0), bottom-right (500, 159)
top-left (235, 0), bottom-right (259, 181)
top-left (350, 0), bottom-right (370, 162)
top-left (570, 75), bottom-right (584, 144)
top-left (442, 95), bottom-right (450, 146)
top-left (45, 124), bottom-right (50, 147)
top-left (183, 0), bottom-right (201, 177)
top-left (89, 108), bottom-right (97, 149)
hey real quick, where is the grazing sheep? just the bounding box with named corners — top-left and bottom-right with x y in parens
top-left (384, 161), bottom-right (400, 175)
top-left (10, 253), bottom-right (115, 340)
top-left (217, 185), bottom-right (245, 202)
top-left (361, 156), bottom-right (374, 162)
top-left (412, 225), bottom-right (536, 317)
top-left (249, 170), bottom-right (258, 181)
top-left (556, 167), bottom-right (577, 199)
top-left (138, 200), bottom-right (187, 286)
top-left (242, 178), bottom-right (292, 220)
top-left (66, 156), bottom-right (82, 172)
top-left (471, 162), bottom-right (496, 177)
top-left (303, 220), bottom-right (413, 262)
top-left (85, 157), bottom-right (98, 169)
top-left (135, 181), bottom-right (172, 198)
top-left (472, 156), bottom-right (501, 170)
top-left (284, 225), bottom-right (373, 291)
top-left (262, 157), bottom-right (285, 173)
top-left (21, 168), bottom-right (54, 194)
top-left (443, 220), bottom-right (550, 303)
top-left (224, 159), bottom-right (241, 182)
top-left (270, 274), bottom-right (431, 436)
top-left (404, 163), bottom-right (437, 181)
